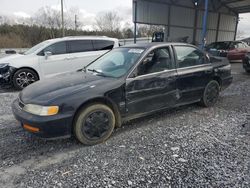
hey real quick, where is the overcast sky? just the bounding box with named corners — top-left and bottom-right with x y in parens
top-left (0, 0), bottom-right (249, 38)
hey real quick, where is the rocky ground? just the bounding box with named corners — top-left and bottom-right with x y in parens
top-left (0, 63), bottom-right (249, 188)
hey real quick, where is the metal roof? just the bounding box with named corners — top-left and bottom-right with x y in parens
top-left (219, 0), bottom-right (250, 13)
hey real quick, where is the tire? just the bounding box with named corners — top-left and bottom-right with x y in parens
top-left (13, 68), bottom-right (39, 90)
top-left (245, 69), bottom-right (250, 73)
top-left (74, 103), bottom-right (115, 145)
top-left (200, 80), bottom-right (220, 107)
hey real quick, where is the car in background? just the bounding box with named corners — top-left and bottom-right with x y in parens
top-left (243, 52), bottom-right (250, 73)
top-left (206, 41), bottom-right (250, 62)
top-left (12, 43), bottom-right (233, 145)
top-left (0, 36), bottom-right (119, 90)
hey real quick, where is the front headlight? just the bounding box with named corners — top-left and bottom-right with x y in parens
top-left (0, 63), bottom-right (9, 69)
top-left (23, 104), bottom-right (59, 116)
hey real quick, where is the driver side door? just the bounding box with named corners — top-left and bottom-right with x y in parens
top-left (38, 41), bottom-right (72, 78)
top-left (125, 46), bottom-right (178, 117)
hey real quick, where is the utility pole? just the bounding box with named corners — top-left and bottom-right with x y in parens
top-left (75, 14), bottom-right (77, 31)
top-left (61, 0), bottom-right (65, 37)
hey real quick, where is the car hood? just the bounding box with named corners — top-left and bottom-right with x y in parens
top-left (20, 71), bottom-right (113, 104)
top-left (0, 54), bottom-right (24, 64)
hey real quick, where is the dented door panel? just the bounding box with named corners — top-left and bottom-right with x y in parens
top-left (125, 69), bottom-right (178, 116)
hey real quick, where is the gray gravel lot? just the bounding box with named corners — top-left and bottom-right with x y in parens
top-left (0, 63), bottom-right (249, 188)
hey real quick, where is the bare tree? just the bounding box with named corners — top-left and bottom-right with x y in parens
top-left (34, 7), bottom-right (61, 29)
top-left (95, 11), bottom-right (121, 32)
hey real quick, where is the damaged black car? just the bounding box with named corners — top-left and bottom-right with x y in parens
top-left (12, 43), bottom-right (233, 145)
top-left (0, 64), bottom-right (14, 85)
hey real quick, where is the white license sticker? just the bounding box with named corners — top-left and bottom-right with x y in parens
top-left (128, 49), bottom-right (144, 54)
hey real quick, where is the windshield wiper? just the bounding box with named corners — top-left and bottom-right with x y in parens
top-left (87, 69), bottom-right (108, 77)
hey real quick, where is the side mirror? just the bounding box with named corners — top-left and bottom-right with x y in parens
top-left (44, 51), bottom-right (52, 59)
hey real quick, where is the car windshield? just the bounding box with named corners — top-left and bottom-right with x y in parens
top-left (86, 47), bottom-right (145, 78)
top-left (24, 40), bottom-right (51, 55)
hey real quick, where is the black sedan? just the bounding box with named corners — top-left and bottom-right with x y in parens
top-left (12, 43), bottom-right (233, 145)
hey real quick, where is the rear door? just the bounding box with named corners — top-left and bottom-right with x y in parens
top-left (125, 46), bottom-right (178, 116)
top-left (173, 45), bottom-right (213, 104)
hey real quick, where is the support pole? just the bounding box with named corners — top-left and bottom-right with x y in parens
top-left (133, 1), bottom-right (137, 44)
top-left (201, 0), bottom-right (209, 49)
top-left (234, 14), bottom-right (239, 40)
top-left (215, 13), bottom-right (221, 42)
top-left (61, 0), bottom-right (65, 37)
top-left (75, 14), bottom-right (77, 31)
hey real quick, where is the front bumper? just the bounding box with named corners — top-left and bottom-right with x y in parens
top-left (0, 66), bottom-right (15, 85)
top-left (12, 99), bottom-right (73, 139)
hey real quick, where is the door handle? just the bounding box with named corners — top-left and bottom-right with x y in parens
top-left (64, 57), bottom-right (77, 60)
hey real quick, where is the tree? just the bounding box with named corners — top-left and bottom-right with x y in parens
top-left (95, 11), bottom-right (121, 33)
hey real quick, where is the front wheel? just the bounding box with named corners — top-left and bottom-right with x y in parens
top-left (13, 69), bottom-right (39, 90)
top-left (200, 80), bottom-right (220, 107)
top-left (74, 104), bottom-right (115, 145)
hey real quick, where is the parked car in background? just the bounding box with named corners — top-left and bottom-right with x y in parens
top-left (243, 52), bottom-right (250, 73)
top-left (12, 43), bottom-right (233, 145)
top-left (206, 41), bottom-right (250, 62)
top-left (0, 36), bottom-right (119, 90)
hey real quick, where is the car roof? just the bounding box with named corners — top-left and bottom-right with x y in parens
top-left (211, 41), bottom-right (242, 43)
top-left (45, 36), bottom-right (118, 43)
top-left (120, 42), bottom-right (194, 49)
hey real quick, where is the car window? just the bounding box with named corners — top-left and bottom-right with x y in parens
top-left (39, 41), bottom-right (67, 56)
top-left (136, 47), bottom-right (172, 76)
top-left (237, 42), bottom-right (246, 49)
top-left (93, 40), bottom-right (115, 50)
top-left (68, 40), bottom-right (94, 53)
top-left (207, 42), bottom-right (230, 50)
top-left (174, 46), bottom-right (205, 68)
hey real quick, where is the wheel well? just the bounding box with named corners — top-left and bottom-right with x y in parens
top-left (213, 76), bottom-right (222, 88)
top-left (12, 67), bottom-right (40, 80)
top-left (72, 97), bottom-right (122, 129)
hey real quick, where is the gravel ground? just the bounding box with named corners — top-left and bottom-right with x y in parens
top-left (0, 63), bottom-right (249, 188)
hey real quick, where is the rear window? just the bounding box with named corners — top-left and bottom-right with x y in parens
top-left (68, 40), bottom-right (94, 53)
top-left (93, 40), bottom-right (115, 51)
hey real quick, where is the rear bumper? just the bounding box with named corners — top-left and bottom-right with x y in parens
top-left (12, 99), bottom-right (73, 139)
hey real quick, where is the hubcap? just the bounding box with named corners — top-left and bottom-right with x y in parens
top-left (205, 84), bottom-right (219, 105)
top-left (82, 111), bottom-right (111, 140)
top-left (16, 72), bottom-right (36, 88)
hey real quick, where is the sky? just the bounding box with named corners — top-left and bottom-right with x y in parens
top-left (0, 0), bottom-right (249, 38)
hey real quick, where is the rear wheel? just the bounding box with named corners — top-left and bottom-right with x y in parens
top-left (13, 68), bottom-right (39, 90)
top-left (200, 80), bottom-right (220, 107)
top-left (245, 69), bottom-right (250, 73)
top-left (74, 104), bottom-right (115, 145)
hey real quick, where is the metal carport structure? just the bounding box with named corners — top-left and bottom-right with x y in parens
top-left (132, 0), bottom-right (250, 47)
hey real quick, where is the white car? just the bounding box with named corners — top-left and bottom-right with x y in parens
top-left (0, 36), bottom-right (119, 90)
